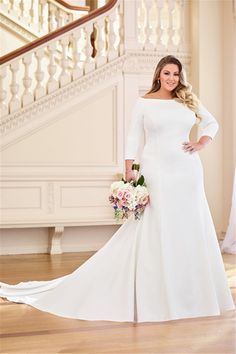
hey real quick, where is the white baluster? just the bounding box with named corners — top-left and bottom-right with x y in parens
top-left (77, 27), bottom-right (86, 72)
top-left (57, 9), bottom-right (63, 28)
top-left (150, 0), bottom-right (158, 50)
top-left (160, 0), bottom-right (169, 47)
top-left (48, 3), bottom-right (58, 32)
top-left (9, 0), bottom-right (20, 17)
top-left (84, 23), bottom-right (95, 74)
top-left (1, 0), bottom-right (10, 12)
top-left (9, 60), bottom-right (20, 114)
top-left (118, 1), bottom-right (124, 56)
top-left (29, 0), bottom-right (39, 32)
top-left (35, 48), bottom-right (46, 99)
top-left (137, 0), bottom-right (147, 48)
top-left (172, 0), bottom-right (180, 50)
top-left (47, 42), bottom-right (59, 93)
top-left (178, 0), bottom-right (186, 51)
top-left (39, 0), bottom-right (48, 34)
top-left (71, 30), bottom-right (83, 80)
top-left (59, 36), bottom-right (71, 87)
top-left (156, 0), bottom-right (166, 51)
top-left (145, 0), bottom-right (156, 50)
top-left (22, 54), bottom-right (33, 107)
top-left (0, 67), bottom-right (8, 118)
top-left (18, 0), bottom-right (23, 18)
top-left (19, 0), bottom-right (30, 23)
top-left (167, 0), bottom-right (176, 51)
top-left (77, 27), bottom-right (87, 73)
top-left (108, 10), bottom-right (119, 61)
top-left (95, 18), bottom-right (107, 67)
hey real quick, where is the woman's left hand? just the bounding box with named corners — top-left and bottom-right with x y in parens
top-left (182, 141), bottom-right (205, 154)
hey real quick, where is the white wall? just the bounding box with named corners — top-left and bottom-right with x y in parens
top-left (0, 26), bottom-right (27, 56)
top-left (190, 0), bottom-right (235, 236)
top-left (198, 0), bottom-right (223, 234)
top-left (0, 75), bottom-right (125, 254)
top-left (222, 0), bottom-right (236, 231)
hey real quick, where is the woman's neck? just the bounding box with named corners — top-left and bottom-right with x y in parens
top-left (155, 88), bottom-right (173, 99)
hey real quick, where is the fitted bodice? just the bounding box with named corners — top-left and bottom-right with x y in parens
top-left (141, 98), bottom-right (196, 140)
top-left (141, 98), bottom-right (196, 158)
top-left (124, 97), bottom-right (219, 162)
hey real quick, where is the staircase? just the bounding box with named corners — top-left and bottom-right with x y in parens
top-left (0, 0), bottom-right (90, 42)
top-left (0, 0), bottom-right (191, 254)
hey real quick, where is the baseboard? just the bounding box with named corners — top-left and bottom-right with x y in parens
top-left (0, 229), bottom-right (226, 255)
top-left (0, 245), bottom-right (48, 255)
top-left (62, 242), bottom-right (103, 253)
top-left (0, 240), bottom-right (106, 255)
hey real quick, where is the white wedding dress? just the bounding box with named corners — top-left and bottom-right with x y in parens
top-left (0, 97), bottom-right (235, 322)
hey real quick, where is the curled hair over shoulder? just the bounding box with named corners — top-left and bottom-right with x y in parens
top-left (148, 55), bottom-right (200, 116)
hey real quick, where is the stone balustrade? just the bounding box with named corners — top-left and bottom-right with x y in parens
top-left (0, 0), bottom-right (189, 129)
top-left (0, 0), bottom-right (89, 36)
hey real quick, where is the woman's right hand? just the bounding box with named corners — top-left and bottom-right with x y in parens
top-left (125, 170), bottom-right (136, 182)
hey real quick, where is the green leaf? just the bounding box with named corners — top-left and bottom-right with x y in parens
top-left (137, 175), bottom-right (144, 185)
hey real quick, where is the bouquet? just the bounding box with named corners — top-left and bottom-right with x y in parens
top-left (109, 164), bottom-right (149, 221)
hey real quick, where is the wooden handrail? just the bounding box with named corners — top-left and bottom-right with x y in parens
top-left (0, 0), bottom-right (118, 65)
top-left (55, 0), bottom-right (90, 12)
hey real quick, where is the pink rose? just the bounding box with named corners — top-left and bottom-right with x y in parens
top-left (123, 191), bottom-right (131, 200)
top-left (117, 190), bottom-right (124, 200)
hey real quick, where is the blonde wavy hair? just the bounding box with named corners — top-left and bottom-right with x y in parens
top-left (147, 55), bottom-right (200, 118)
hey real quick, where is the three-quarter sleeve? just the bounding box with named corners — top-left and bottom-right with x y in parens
top-left (124, 99), bottom-right (144, 160)
top-left (196, 101), bottom-right (219, 139)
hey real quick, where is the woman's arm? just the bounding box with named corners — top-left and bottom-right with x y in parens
top-left (183, 101), bottom-right (219, 154)
top-left (124, 99), bottom-right (144, 180)
top-left (197, 101), bottom-right (219, 140)
top-left (125, 160), bottom-right (135, 182)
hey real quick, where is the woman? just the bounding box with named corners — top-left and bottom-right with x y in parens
top-left (0, 55), bottom-right (235, 322)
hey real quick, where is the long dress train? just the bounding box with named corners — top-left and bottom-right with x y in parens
top-left (0, 97), bottom-right (235, 322)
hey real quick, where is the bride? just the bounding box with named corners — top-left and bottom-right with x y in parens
top-left (0, 55), bottom-right (235, 323)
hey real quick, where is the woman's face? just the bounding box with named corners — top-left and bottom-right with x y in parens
top-left (158, 64), bottom-right (180, 92)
